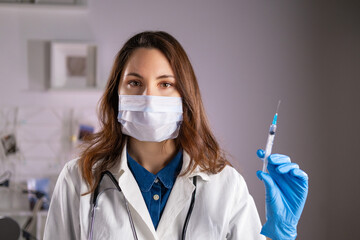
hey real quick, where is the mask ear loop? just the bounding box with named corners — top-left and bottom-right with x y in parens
top-left (182, 176), bottom-right (197, 240)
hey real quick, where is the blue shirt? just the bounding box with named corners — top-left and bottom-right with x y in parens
top-left (127, 150), bottom-right (183, 230)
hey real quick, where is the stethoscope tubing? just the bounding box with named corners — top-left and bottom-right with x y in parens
top-left (89, 171), bottom-right (197, 240)
top-left (182, 176), bottom-right (197, 240)
top-left (89, 171), bottom-right (139, 240)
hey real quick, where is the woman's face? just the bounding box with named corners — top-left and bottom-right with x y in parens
top-left (119, 48), bottom-right (181, 97)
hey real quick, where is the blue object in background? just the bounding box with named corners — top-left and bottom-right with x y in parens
top-left (27, 178), bottom-right (50, 210)
top-left (78, 124), bottom-right (95, 141)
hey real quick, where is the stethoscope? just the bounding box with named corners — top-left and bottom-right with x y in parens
top-left (88, 170), bottom-right (197, 240)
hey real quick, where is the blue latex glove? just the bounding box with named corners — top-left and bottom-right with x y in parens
top-left (256, 149), bottom-right (308, 240)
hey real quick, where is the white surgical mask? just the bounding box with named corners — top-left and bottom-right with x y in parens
top-left (117, 95), bottom-right (183, 142)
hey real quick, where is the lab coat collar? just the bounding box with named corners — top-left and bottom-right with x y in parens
top-left (110, 142), bottom-right (210, 183)
top-left (109, 142), bottom-right (211, 239)
top-left (111, 143), bottom-right (158, 239)
top-left (181, 150), bottom-right (210, 181)
top-left (156, 150), bottom-right (210, 238)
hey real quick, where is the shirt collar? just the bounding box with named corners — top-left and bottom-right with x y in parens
top-left (127, 150), bottom-right (183, 192)
top-left (110, 141), bottom-right (210, 183)
top-left (156, 150), bottom-right (183, 188)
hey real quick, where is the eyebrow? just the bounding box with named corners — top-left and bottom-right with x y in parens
top-left (157, 74), bottom-right (175, 79)
top-left (125, 72), bottom-right (175, 80)
top-left (125, 72), bottom-right (143, 79)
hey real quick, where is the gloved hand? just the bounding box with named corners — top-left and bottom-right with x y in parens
top-left (256, 149), bottom-right (308, 240)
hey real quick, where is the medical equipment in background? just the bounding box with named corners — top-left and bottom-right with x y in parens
top-left (89, 171), bottom-right (197, 240)
top-left (0, 170), bottom-right (11, 187)
top-left (262, 101), bottom-right (281, 173)
top-left (0, 194), bottom-right (46, 240)
top-left (0, 188), bottom-right (46, 239)
top-left (22, 195), bottom-right (45, 240)
top-left (0, 170), bottom-right (49, 240)
top-left (0, 170), bottom-right (14, 210)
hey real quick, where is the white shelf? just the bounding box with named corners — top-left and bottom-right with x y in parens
top-left (0, 209), bottom-right (48, 217)
top-left (49, 86), bottom-right (104, 91)
top-left (0, 2), bottom-right (87, 11)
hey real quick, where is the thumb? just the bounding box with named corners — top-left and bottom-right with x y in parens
top-left (257, 170), bottom-right (277, 201)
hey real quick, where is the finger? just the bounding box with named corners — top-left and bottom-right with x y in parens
top-left (290, 168), bottom-right (309, 181)
top-left (276, 162), bottom-right (299, 174)
top-left (257, 170), bottom-right (277, 200)
top-left (256, 170), bottom-right (264, 181)
top-left (268, 154), bottom-right (291, 165)
top-left (256, 149), bottom-right (265, 159)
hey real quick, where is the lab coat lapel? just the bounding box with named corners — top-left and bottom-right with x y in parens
top-left (156, 151), bottom-right (196, 239)
top-left (111, 143), bottom-right (158, 239)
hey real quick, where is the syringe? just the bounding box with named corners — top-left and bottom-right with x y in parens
top-left (262, 101), bottom-right (281, 173)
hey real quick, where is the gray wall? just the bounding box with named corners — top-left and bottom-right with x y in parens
top-left (0, 1), bottom-right (359, 239)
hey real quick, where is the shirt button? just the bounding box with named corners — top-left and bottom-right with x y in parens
top-left (153, 194), bottom-right (160, 201)
top-left (154, 178), bottom-right (159, 183)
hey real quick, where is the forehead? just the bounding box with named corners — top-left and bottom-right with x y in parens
top-left (123, 48), bottom-right (174, 75)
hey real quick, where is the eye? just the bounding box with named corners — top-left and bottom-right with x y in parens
top-left (127, 80), bottom-right (142, 87)
top-left (159, 82), bottom-right (173, 88)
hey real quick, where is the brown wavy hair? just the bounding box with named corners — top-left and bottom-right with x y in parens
top-left (79, 31), bottom-right (229, 194)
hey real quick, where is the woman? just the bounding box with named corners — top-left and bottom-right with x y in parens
top-left (44, 31), bottom-right (308, 240)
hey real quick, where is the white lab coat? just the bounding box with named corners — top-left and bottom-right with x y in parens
top-left (44, 144), bottom-right (265, 240)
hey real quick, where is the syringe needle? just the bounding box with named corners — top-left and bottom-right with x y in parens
top-left (276, 100), bottom-right (281, 114)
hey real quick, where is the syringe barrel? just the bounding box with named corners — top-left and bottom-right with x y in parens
top-left (269, 124), bottom-right (277, 135)
top-left (263, 126), bottom-right (276, 172)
